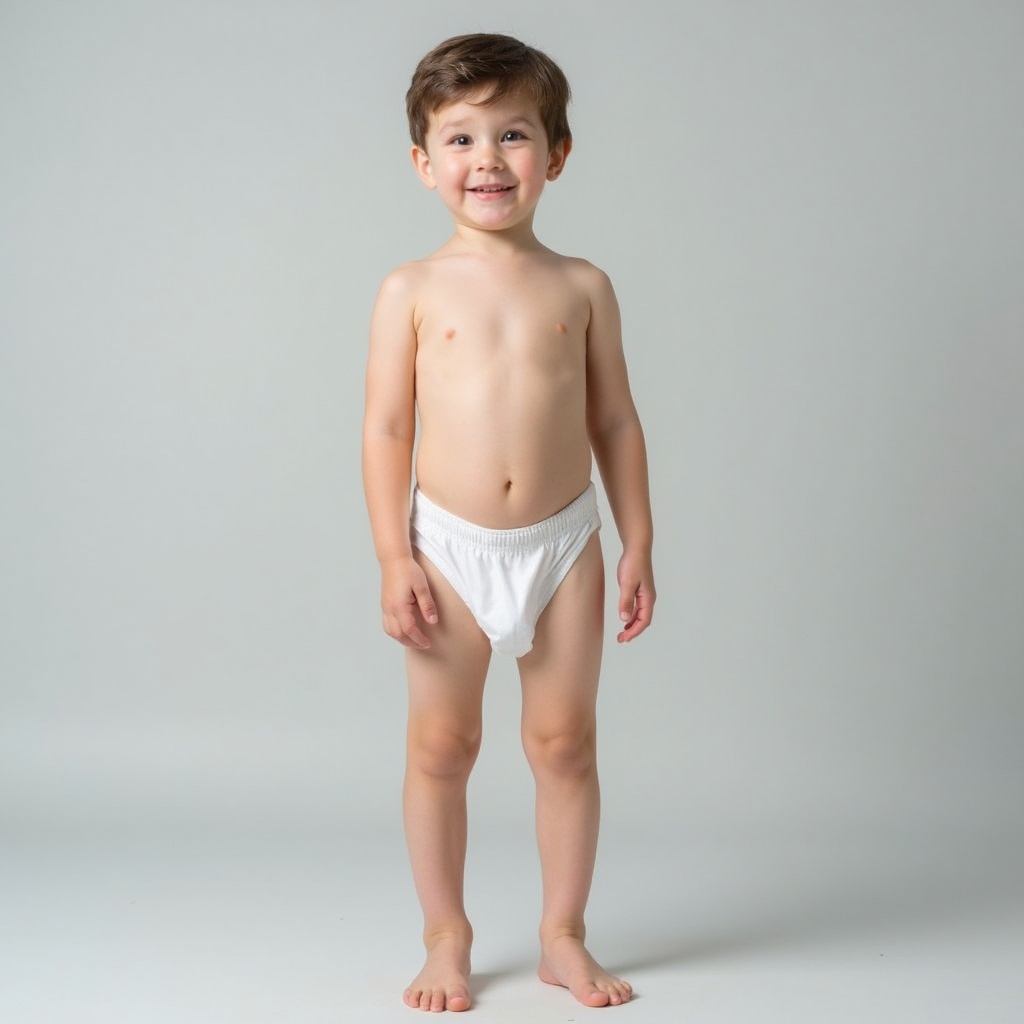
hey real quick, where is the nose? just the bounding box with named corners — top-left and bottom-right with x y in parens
top-left (475, 141), bottom-right (504, 171)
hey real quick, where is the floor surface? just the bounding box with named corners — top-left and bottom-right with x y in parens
top-left (2, 821), bottom-right (1022, 1023)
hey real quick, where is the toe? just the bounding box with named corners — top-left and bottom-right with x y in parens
top-left (583, 985), bottom-right (612, 1007)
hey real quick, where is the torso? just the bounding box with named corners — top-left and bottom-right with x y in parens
top-left (410, 246), bottom-right (594, 528)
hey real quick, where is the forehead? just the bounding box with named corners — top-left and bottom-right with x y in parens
top-left (428, 89), bottom-right (542, 133)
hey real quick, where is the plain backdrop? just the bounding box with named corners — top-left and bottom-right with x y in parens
top-left (2, 0), bottom-right (1022, 881)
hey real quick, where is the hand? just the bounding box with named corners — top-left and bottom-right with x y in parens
top-left (380, 556), bottom-right (438, 650)
top-left (616, 549), bottom-right (655, 643)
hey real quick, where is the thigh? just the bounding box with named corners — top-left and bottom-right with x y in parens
top-left (405, 548), bottom-right (492, 729)
top-left (518, 533), bottom-right (605, 734)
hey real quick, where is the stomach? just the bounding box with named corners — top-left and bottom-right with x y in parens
top-left (414, 401), bottom-right (592, 529)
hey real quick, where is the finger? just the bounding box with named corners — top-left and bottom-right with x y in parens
top-left (383, 613), bottom-right (431, 650)
top-left (618, 583), bottom-right (638, 626)
top-left (413, 581), bottom-right (439, 625)
top-left (400, 610), bottom-right (432, 649)
top-left (616, 590), bottom-right (653, 643)
top-left (617, 618), bottom-right (647, 643)
top-left (403, 626), bottom-right (431, 650)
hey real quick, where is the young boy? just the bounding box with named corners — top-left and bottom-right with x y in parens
top-left (362, 33), bottom-right (655, 1013)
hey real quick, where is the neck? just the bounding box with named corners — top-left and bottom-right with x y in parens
top-left (449, 219), bottom-right (544, 256)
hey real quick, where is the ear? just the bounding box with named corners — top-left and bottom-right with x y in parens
top-left (410, 145), bottom-right (437, 189)
top-left (546, 137), bottom-right (572, 181)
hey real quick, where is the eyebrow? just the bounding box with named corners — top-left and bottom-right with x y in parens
top-left (435, 113), bottom-right (540, 135)
top-left (436, 118), bottom-right (471, 134)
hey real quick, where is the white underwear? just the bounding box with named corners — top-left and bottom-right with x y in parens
top-left (410, 483), bottom-right (601, 657)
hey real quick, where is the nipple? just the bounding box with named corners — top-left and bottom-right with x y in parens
top-left (555, 322), bottom-right (568, 334)
top-left (444, 328), bottom-right (456, 341)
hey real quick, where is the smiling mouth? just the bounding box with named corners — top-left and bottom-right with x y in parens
top-left (469, 185), bottom-right (514, 193)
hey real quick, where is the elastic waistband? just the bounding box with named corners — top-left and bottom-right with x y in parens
top-left (411, 483), bottom-right (598, 552)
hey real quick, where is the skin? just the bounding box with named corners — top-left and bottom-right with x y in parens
top-left (362, 87), bottom-right (655, 1012)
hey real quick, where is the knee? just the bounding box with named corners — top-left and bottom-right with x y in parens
top-left (523, 726), bottom-right (596, 779)
top-left (408, 723), bottom-right (481, 780)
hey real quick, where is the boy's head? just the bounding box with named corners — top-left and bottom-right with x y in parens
top-left (406, 33), bottom-right (571, 152)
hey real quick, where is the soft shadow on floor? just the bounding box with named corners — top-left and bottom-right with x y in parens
top-left (470, 966), bottom-right (527, 998)
top-left (606, 829), bottom-right (1024, 974)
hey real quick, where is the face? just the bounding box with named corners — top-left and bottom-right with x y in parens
top-left (411, 89), bottom-right (570, 235)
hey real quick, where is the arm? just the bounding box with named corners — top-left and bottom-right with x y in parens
top-left (362, 267), bottom-right (438, 649)
top-left (583, 266), bottom-right (656, 642)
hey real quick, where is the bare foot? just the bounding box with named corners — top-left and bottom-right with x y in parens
top-left (539, 935), bottom-right (632, 1007)
top-left (404, 931), bottom-right (472, 1013)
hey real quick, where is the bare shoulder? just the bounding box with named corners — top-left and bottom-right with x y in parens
top-left (372, 259), bottom-right (443, 338)
top-left (553, 254), bottom-right (617, 304)
top-left (546, 256), bottom-right (619, 335)
top-left (376, 247), bottom-right (471, 308)
top-left (375, 258), bottom-right (430, 305)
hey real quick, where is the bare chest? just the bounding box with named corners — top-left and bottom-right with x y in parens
top-left (414, 275), bottom-right (590, 381)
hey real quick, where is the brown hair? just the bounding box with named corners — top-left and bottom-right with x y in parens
top-left (406, 33), bottom-right (571, 150)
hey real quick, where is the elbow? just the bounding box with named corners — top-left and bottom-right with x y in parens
top-left (588, 410), bottom-right (642, 447)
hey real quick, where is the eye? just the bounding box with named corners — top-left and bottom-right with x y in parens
top-left (502, 130), bottom-right (525, 142)
top-left (449, 135), bottom-right (471, 146)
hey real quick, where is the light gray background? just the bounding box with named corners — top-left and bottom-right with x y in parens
top-left (2, 2), bottom-right (1022, 1022)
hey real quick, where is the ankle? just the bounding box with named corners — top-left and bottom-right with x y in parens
top-left (424, 921), bottom-right (473, 949)
top-left (540, 921), bottom-right (586, 946)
